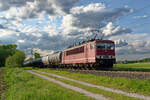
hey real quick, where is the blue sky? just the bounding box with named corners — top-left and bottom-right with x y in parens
top-left (0, 0), bottom-right (150, 61)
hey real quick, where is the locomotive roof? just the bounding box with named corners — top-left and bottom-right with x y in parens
top-left (64, 39), bottom-right (114, 51)
top-left (96, 39), bottom-right (114, 43)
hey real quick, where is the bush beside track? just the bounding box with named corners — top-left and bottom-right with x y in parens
top-left (37, 68), bottom-right (150, 96)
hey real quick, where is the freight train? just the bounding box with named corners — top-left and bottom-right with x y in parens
top-left (24, 39), bottom-right (116, 69)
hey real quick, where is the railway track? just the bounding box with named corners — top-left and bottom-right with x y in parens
top-left (48, 68), bottom-right (150, 80)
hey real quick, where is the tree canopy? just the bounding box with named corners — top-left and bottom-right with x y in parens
top-left (34, 53), bottom-right (41, 59)
top-left (5, 50), bottom-right (25, 67)
top-left (0, 44), bottom-right (25, 67)
top-left (0, 44), bottom-right (17, 67)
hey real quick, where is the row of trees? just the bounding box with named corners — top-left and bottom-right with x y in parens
top-left (0, 44), bottom-right (25, 67)
top-left (139, 58), bottom-right (150, 63)
top-left (118, 58), bottom-right (150, 64)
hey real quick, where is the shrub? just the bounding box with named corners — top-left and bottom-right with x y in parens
top-left (0, 44), bottom-right (17, 67)
top-left (5, 51), bottom-right (25, 67)
top-left (34, 53), bottom-right (41, 59)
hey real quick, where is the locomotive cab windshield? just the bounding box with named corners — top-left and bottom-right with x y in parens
top-left (96, 43), bottom-right (115, 50)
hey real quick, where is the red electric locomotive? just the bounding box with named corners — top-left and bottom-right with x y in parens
top-left (62, 39), bottom-right (116, 69)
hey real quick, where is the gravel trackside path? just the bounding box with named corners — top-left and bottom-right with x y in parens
top-left (34, 70), bottom-right (150, 100)
top-left (27, 71), bottom-right (109, 100)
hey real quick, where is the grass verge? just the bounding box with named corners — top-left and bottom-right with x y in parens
top-left (3, 68), bottom-right (94, 100)
top-left (113, 63), bottom-right (150, 71)
top-left (35, 71), bottom-right (140, 100)
top-left (37, 68), bottom-right (150, 96)
top-left (0, 68), bottom-right (7, 100)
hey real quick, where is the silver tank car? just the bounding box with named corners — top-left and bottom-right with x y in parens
top-left (48, 51), bottom-right (62, 65)
top-left (42, 51), bottom-right (62, 66)
top-left (42, 56), bottom-right (49, 65)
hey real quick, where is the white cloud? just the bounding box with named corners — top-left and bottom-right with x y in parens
top-left (21, 24), bottom-right (59, 37)
top-left (102, 22), bottom-right (132, 37)
top-left (3, 2), bottom-right (41, 19)
top-left (31, 33), bottom-right (42, 37)
top-left (33, 48), bottom-right (54, 57)
top-left (1, 0), bottom-right (79, 19)
top-left (22, 26), bottom-right (39, 34)
top-left (0, 0), bottom-right (34, 11)
top-left (133, 15), bottom-right (148, 19)
top-left (110, 33), bottom-right (150, 60)
top-left (115, 39), bottom-right (128, 47)
top-left (61, 3), bottom-right (131, 38)
top-left (43, 25), bottom-right (59, 37)
top-left (17, 39), bottom-right (25, 43)
top-left (109, 33), bottom-right (150, 42)
top-left (0, 29), bottom-right (16, 37)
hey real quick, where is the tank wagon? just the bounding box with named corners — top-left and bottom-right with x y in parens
top-left (24, 39), bottom-right (116, 69)
top-left (24, 58), bottom-right (43, 67)
top-left (42, 52), bottom-right (62, 67)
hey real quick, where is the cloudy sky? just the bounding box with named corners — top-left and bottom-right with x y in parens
top-left (0, 0), bottom-right (150, 61)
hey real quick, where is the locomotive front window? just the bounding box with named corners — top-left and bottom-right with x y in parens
top-left (106, 43), bottom-right (115, 50)
top-left (97, 43), bottom-right (115, 50)
top-left (96, 43), bottom-right (105, 50)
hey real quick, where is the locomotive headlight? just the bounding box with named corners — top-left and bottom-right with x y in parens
top-left (96, 56), bottom-right (100, 59)
top-left (112, 56), bottom-right (115, 59)
top-left (110, 47), bottom-right (114, 50)
top-left (109, 56), bottom-right (111, 59)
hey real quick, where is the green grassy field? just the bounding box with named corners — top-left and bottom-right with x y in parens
top-left (2, 68), bottom-right (94, 100)
top-left (2, 64), bottom-right (150, 100)
top-left (115, 63), bottom-right (150, 67)
top-left (113, 63), bottom-right (150, 71)
top-left (0, 68), bottom-right (7, 100)
top-left (37, 68), bottom-right (150, 96)
top-left (35, 70), bottom-right (139, 100)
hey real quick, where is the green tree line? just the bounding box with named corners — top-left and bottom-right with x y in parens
top-left (118, 58), bottom-right (150, 64)
top-left (0, 44), bottom-right (25, 67)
